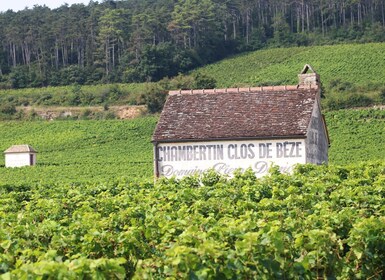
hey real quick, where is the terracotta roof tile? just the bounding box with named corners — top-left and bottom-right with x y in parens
top-left (153, 86), bottom-right (319, 142)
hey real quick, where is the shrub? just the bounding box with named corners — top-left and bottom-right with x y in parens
top-left (325, 94), bottom-right (374, 110)
top-left (0, 104), bottom-right (16, 115)
top-left (379, 87), bottom-right (385, 103)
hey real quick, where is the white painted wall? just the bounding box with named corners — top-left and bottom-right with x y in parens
top-left (5, 153), bottom-right (36, 168)
top-left (156, 139), bottom-right (306, 178)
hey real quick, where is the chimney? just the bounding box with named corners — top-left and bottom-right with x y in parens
top-left (298, 64), bottom-right (320, 87)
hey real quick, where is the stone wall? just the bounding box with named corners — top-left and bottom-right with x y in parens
top-left (305, 99), bottom-right (329, 164)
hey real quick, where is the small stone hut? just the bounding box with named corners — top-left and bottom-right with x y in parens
top-left (152, 64), bottom-right (329, 178)
top-left (4, 145), bottom-right (37, 168)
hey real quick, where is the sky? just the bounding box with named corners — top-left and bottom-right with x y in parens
top-left (0, 0), bottom-right (91, 12)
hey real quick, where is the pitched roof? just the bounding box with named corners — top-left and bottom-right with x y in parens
top-left (4, 145), bottom-right (37, 154)
top-left (152, 85), bottom-right (319, 142)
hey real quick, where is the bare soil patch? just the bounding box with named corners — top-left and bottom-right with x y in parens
top-left (18, 105), bottom-right (147, 120)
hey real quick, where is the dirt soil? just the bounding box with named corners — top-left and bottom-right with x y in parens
top-left (112, 105), bottom-right (147, 119)
top-left (18, 105), bottom-right (147, 120)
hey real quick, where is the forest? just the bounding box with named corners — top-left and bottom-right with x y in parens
top-left (1, 0), bottom-right (385, 89)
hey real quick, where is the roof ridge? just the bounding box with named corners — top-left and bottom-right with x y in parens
top-left (4, 144), bottom-right (37, 153)
top-left (168, 84), bottom-right (318, 95)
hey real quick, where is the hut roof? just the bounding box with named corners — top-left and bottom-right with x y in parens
top-left (4, 145), bottom-right (37, 154)
top-left (152, 85), bottom-right (319, 142)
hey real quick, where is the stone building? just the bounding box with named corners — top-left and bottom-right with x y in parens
top-left (4, 145), bottom-right (37, 168)
top-left (152, 65), bottom-right (329, 178)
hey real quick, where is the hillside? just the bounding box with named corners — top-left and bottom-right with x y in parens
top-left (1, 43), bottom-right (385, 120)
top-left (2, 3), bottom-right (385, 278)
top-left (191, 42), bottom-right (385, 110)
top-left (0, 117), bottom-right (157, 185)
top-left (0, 109), bottom-right (384, 185)
top-left (0, 110), bottom-right (384, 277)
top-left (327, 109), bottom-right (385, 164)
top-left (1, 0), bottom-right (384, 88)
top-left (193, 42), bottom-right (385, 110)
top-left (0, 42), bottom-right (384, 278)
top-left (194, 43), bottom-right (385, 88)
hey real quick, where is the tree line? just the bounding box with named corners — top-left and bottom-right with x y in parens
top-left (1, 0), bottom-right (385, 89)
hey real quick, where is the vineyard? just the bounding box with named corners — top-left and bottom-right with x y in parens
top-left (1, 2), bottom-right (385, 277)
top-left (0, 109), bottom-right (384, 185)
top-left (195, 43), bottom-right (385, 88)
top-left (0, 117), bottom-right (157, 185)
top-left (326, 109), bottom-right (385, 165)
top-left (1, 163), bottom-right (385, 278)
top-left (194, 43), bottom-right (385, 109)
top-left (0, 77), bottom-right (385, 277)
top-left (1, 43), bottom-right (385, 117)
top-left (0, 108), bottom-right (384, 278)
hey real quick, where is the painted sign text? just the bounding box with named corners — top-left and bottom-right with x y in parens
top-left (156, 140), bottom-right (306, 178)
